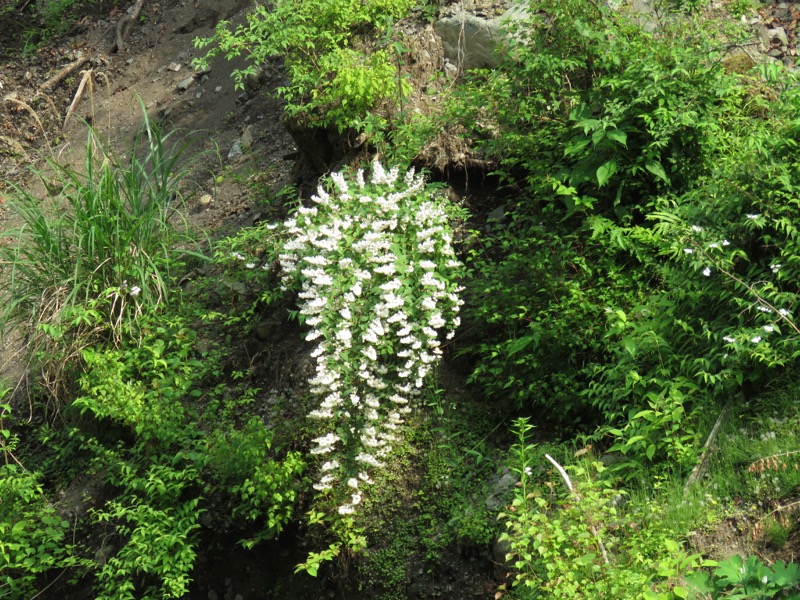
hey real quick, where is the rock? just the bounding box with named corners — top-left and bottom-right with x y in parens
top-left (198, 193), bottom-right (213, 206)
top-left (227, 139), bottom-right (243, 160)
top-left (768, 27), bottom-right (789, 47)
top-left (240, 125), bottom-right (254, 150)
top-left (434, 1), bottom-right (528, 70)
top-left (177, 76), bottom-right (195, 91)
top-left (485, 467), bottom-right (518, 511)
top-left (215, 85), bottom-right (222, 92)
top-left (167, 61), bottom-right (182, 72)
top-left (487, 204), bottom-right (508, 229)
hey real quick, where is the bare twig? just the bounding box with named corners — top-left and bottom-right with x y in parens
top-left (38, 55), bottom-right (92, 94)
top-left (684, 402), bottom-right (731, 494)
top-left (545, 453), bottom-right (573, 492)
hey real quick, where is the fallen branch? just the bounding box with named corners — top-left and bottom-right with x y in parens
top-left (684, 400), bottom-right (734, 495)
top-left (38, 55), bottom-right (92, 93)
top-left (112, 0), bottom-right (147, 53)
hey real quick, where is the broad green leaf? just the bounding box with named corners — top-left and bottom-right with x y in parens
top-left (645, 444), bottom-right (656, 460)
top-left (597, 160), bottom-right (617, 187)
top-left (771, 560), bottom-right (800, 586)
top-left (564, 139), bottom-right (591, 157)
top-left (606, 129), bottom-right (627, 146)
top-left (646, 160), bottom-right (669, 183)
top-left (671, 586), bottom-right (688, 599)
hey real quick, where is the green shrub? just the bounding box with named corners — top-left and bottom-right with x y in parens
top-left (499, 418), bottom-right (701, 599)
top-left (193, 0), bottom-right (413, 131)
top-left (0, 462), bottom-right (87, 598)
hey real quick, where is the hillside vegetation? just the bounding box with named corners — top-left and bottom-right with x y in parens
top-left (4, 0), bottom-right (800, 598)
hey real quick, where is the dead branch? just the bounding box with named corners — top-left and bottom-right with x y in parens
top-left (112, 0), bottom-right (147, 53)
top-left (38, 55), bottom-right (92, 94)
top-left (63, 70), bottom-right (94, 130)
top-left (684, 402), bottom-right (732, 495)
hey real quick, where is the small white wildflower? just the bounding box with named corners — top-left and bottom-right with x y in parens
top-left (751, 336), bottom-right (762, 344)
top-left (129, 285), bottom-right (142, 297)
top-left (723, 336), bottom-right (736, 343)
top-left (779, 308), bottom-right (790, 317)
top-left (338, 504), bottom-right (355, 515)
top-left (691, 225), bottom-right (702, 232)
top-left (524, 466), bottom-right (533, 476)
top-left (763, 325), bottom-right (774, 332)
top-left (770, 264), bottom-right (782, 273)
top-left (230, 251), bottom-right (246, 261)
top-left (746, 213), bottom-right (760, 220)
top-left (683, 248), bottom-right (694, 254)
top-left (347, 478), bottom-right (359, 489)
top-left (702, 267), bottom-right (711, 277)
top-left (708, 243), bottom-right (719, 249)
top-left (723, 239), bottom-right (731, 246)
top-left (758, 306), bottom-right (773, 313)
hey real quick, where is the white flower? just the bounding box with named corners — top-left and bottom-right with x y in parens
top-left (751, 336), bottom-right (762, 344)
top-left (129, 285), bottom-right (142, 297)
top-left (746, 213), bottom-right (760, 219)
top-left (770, 264), bottom-right (782, 273)
top-left (691, 225), bottom-right (702, 232)
top-left (338, 504), bottom-right (355, 515)
top-left (763, 325), bottom-right (774, 332)
top-left (722, 239), bottom-right (730, 246)
top-left (758, 306), bottom-right (773, 313)
top-left (779, 308), bottom-right (790, 317)
top-left (702, 267), bottom-right (711, 277)
top-left (683, 248), bottom-right (694, 254)
top-left (347, 478), bottom-right (359, 489)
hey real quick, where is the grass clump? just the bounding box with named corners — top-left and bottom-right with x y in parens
top-left (0, 110), bottom-right (205, 402)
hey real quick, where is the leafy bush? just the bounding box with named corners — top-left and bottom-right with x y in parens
top-left (498, 418), bottom-right (701, 599)
top-left (193, 0), bottom-right (413, 131)
top-left (0, 462), bottom-right (86, 599)
top-left (453, 0), bottom-right (800, 478)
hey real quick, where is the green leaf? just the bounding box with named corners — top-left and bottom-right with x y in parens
top-left (645, 160), bottom-right (669, 183)
top-left (770, 560), bottom-right (800, 587)
top-left (606, 129), bottom-right (627, 146)
top-left (596, 160), bottom-right (617, 187)
top-left (645, 444), bottom-right (656, 460)
top-left (564, 139), bottom-right (591, 157)
top-left (507, 335), bottom-right (536, 357)
top-left (671, 585), bottom-right (688, 599)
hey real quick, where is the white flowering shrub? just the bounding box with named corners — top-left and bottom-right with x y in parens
top-left (279, 162), bottom-right (464, 515)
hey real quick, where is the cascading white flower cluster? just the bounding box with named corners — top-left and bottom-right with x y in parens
top-left (279, 162), bottom-right (464, 515)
